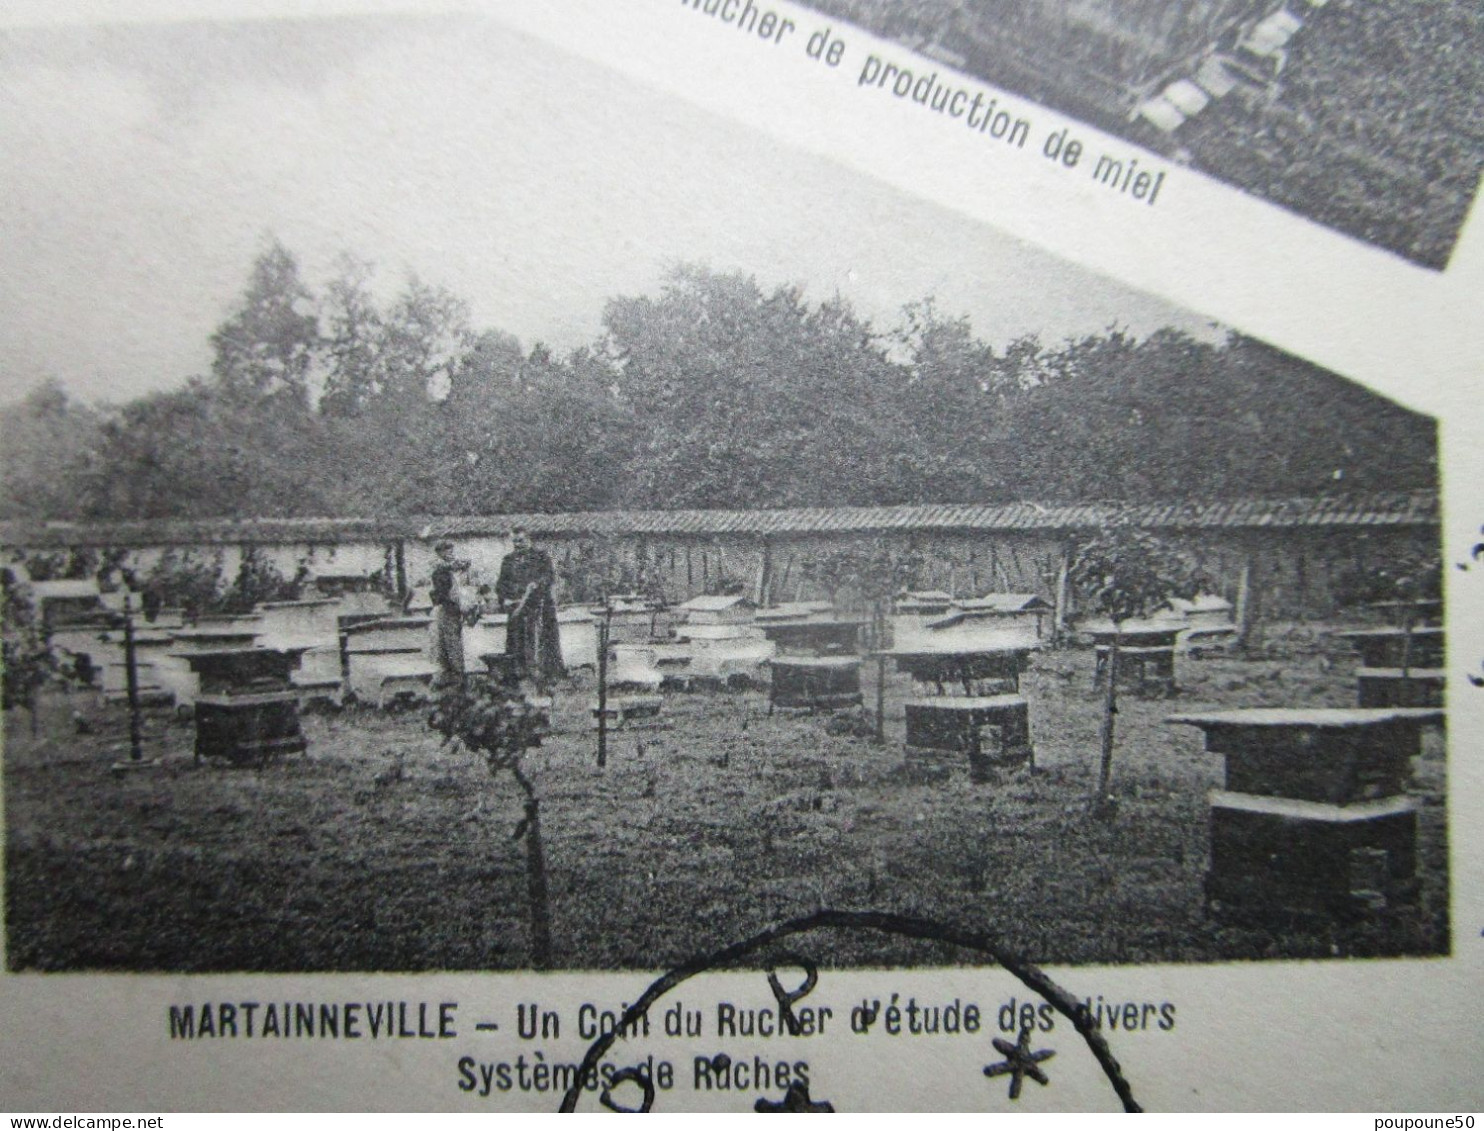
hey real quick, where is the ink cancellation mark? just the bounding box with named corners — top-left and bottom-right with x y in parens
top-left (557, 908), bottom-right (1141, 1113)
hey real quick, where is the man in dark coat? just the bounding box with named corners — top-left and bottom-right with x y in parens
top-left (496, 528), bottom-right (563, 684)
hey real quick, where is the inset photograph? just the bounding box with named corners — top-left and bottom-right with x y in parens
top-left (794, 0), bottom-right (1484, 269)
top-left (0, 13), bottom-right (1446, 973)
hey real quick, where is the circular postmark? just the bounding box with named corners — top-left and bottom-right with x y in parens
top-left (558, 908), bottom-right (1140, 1112)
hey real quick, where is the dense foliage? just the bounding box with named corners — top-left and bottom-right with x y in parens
top-left (1331, 546), bottom-right (1443, 610)
top-left (426, 678), bottom-right (552, 967)
top-left (427, 680), bottom-right (547, 779)
top-left (1068, 522), bottom-right (1208, 814)
top-left (0, 243), bottom-right (1436, 522)
top-left (1, 569), bottom-right (53, 715)
top-left (1069, 524), bottom-right (1209, 625)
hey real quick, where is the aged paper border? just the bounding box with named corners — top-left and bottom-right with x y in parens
top-left (1, 0), bottom-right (1480, 1111)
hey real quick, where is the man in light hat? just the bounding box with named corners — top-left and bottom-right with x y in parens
top-left (429, 538), bottom-right (468, 685)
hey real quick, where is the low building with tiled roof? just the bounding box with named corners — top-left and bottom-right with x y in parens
top-left (0, 490), bottom-right (1439, 625)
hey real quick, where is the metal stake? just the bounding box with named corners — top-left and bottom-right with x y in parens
top-left (596, 605), bottom-right (612, 768)
top-left (123, 594), bottom-right (143, 762)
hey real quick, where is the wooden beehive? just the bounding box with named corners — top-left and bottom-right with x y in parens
top-left (100, 629), bottom-right (172, 702)
top-left (1169, 706), bottom-right (1439, 926)
top-left (49, 625), bottom-right (115, 686)
top-left (686, 635), bottom-right (775, 683)
top-left (1205, 791), bottom-right (1419, 921)
top-left (767, 656), bottom-right (863, 711)
top-left (254, 599), bottom-right (344, 697)
top-left (30, 579), bottom-right (105, 630)
top-left (557, 607), bottom-right (598, 670)
top-left (161, 627), bottom-right (261, 708)
top-left (594, 594), bottom-right (664, 644)
top-left (606, 644), bottom-right (665, 692)
top-left (1169, 708), bottom-right (1441, 805)
top-left (926, 594), bottom-right (1051, 647)
top-left (341, 616), bottom-right (431, 656)
top-left (178, 646), bottom-right (307, 696)
top-left (1356, 668), bottom-right (1445, 710)
top-left (194, 691), bottom-right (308, 765)
top-left (256, 598), bottom-right (341, 640)
top-left (755, 601), bottom-right (835, 624)
top-left (1334, 626), bottom-right (1445, 670)
top-left (759, 618), bottom-right (862, 657)
top-left (1164, 594), bottom-right (1234, 631)
top-left (462, 616), bottom-right (507, 672)
top-left (891, 590), bottom-right (956, 651)
top-left (177, 645), bottom-right (309, 764)
top-left (904, 694), bottom-right (1033, 774)
top-left (341, 617), bottom-right (437, 706)
top-left (894, 590), bottom-right (954, 616)
top-left (677, 594), bottom-right (756, 626)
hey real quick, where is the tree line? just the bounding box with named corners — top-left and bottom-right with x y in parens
top-left (0, 241), bottom-right (1436, 521)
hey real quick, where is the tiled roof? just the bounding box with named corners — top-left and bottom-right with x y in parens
top-left (0, 490), bottom-right (1438, 548)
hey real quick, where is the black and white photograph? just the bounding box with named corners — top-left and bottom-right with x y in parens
top-left (786, 0), bottom-right (1484, 270)
top-left (0, 10), bottom-right (1451, 985)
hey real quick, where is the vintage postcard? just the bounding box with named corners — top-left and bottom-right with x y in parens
top-left (0, 0), bottom-right (1480, 1113)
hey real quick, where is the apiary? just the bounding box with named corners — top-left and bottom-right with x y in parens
top-left (180, 645), bottom-right (310, 764)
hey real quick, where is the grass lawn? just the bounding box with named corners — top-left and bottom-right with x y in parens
top-left (3, 637), bottom-right (1448, 971)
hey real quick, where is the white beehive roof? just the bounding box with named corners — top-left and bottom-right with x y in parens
top-left (30, 579), bottom-right (102, 600)
top-left (1163, 79), bottom-right (1211, 117)
top-left (1137, 96), bottom-right (1187, 133)
top-left (1166, 594), bottom-right (1234, 615)
top-left (756, 601), bottom-right (834, 622)
top-left (955, 593), bottom-right (1051, 614)
top-left (1195, 56), bottom-right (1240, 97)
top-left (1245, 10), bottom-right (1302, 57)
top-left (895, 590), bottom-right (954, 612)
top-left (679, 594), bottom-right (754, 612)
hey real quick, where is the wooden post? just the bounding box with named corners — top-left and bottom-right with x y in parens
top-left (1234, 554), bottom-right (1254, 651)
top-left (1095, 626), bottom-right (1119, 813)
top-left (596, 606), bottom-right (611, 769)
top-left (523, 799), bottom-right (552, 968)
top-left (393, 539), bottom-right (408, 602)
top-left (1053, 547), bottom-right (1071, 647)
top-left (1400, 608), bottom-right (1414, 681)
top-left (874, 598), bottom-right (887, 744)
top-left (757, 537), bottom-right (772, 606)
top-left (122, 595), bottom-right (144, 762)
top-left (510, 765), bottom-right (552, 969)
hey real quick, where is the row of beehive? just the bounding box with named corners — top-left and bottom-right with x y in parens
top-left (49, 600), bottom-right (606, 712)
